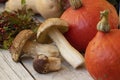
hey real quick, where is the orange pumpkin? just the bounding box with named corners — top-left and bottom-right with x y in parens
top-left (61, 0), bottom-right (119, 52)
top-left (85, 10), bottom-right (120, 80)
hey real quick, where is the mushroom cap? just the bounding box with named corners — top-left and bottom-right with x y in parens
top-left (37, 18), bottom-right (69, 43)
top-left (10, 29), bottom-right (34, 62)
top-left (33, 54), bottom-right (49, 74)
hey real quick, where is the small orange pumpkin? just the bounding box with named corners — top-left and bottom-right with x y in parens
top-left (85, 10), bottom-right (120, 80)
top-left (61, 0), bottom-right (119, 52)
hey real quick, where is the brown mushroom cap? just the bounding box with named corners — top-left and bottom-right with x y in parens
top-left (10, 29), bottom-right (34, 62)
top-left (37, 18), bottom-right (69, 43)
top-left (33, 54), bottom-right (49, 74)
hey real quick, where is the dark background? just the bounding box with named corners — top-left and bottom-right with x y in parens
top-left (107, 0), bottom-right (119, 14)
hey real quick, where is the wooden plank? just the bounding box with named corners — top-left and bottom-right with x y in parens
top-left (0, 49), bottom-right (34, 80)
top-left (0, 51), bottom-right (20, 80)
top-left (22, 57), bottom-right (94, 80)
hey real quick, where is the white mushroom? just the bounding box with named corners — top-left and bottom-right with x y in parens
top-left (5, 0), bottom-right (38, 13)
top-left (35, 0), bottom-right (63, 19)
top-left (10, 29), bottom-right (59, 62)
top-left (37, 18), bottom-right (85, 68)
top-left (5, 0), bottom-right (64, 19)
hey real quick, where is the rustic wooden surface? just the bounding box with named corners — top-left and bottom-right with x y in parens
top-left (0, 3), bottom-right (93, 80)
top-left (0, 49), bottom-right (34, 80)
top-left (0, 49), bottom-right (93, 80)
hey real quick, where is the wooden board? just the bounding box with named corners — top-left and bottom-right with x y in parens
top-left (0, 49), bottom-right (93, 80)
top-left (21, 55), bottom-right (93, 80)
top-left (0, 49), bottom-right (34, 80)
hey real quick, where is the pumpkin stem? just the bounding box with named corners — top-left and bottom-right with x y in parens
top-left (69, 0), bottom-right (82, 9)
top-left (97, 10), bottom-right (110, 32)
top-left (21, 0), bottom-right (26, 7)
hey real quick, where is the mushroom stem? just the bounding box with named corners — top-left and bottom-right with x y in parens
top-left (48, 57), bottom-right (61, 72)
top-left (48, 28), bottom-right (84, 68)
top-left (22, 40), bottom-right (59, 58)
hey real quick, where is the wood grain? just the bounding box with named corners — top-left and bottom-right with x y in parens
top-left (21, 56), bottom-right (93, 80)
top-left (0, 49), bottom-right (34, 80)
top-left (0, 49), bottom-right (93, 80)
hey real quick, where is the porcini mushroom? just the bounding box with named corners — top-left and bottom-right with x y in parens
top-left (37, 18), bottom-right (84, 68)
top-left (10, 29), bottom-right (59, 62)
top-left (33, 54), bottom-right (61, 74)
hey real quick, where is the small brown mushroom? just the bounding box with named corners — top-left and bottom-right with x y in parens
top-left (33, 54), bottom-right (61, 74)
top-left (37, 18), bottom-right (85, 68)
top-left (10, 29), bottom-right (59, 62)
